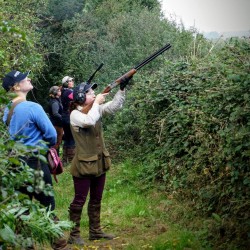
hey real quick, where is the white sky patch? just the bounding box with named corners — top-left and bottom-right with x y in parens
top-left (160, 0), bottom-right (250, 32)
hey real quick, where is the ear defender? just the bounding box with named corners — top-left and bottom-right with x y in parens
top-left (75, 83), bottom-right (87, 104)
top-left (73, 82), bottom-right (97, 104)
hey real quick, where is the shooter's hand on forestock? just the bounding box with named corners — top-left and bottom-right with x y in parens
top-left (120, 76), bottom-right (133, 90)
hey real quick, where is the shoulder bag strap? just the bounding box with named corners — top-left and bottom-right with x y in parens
top-left (6, 99), bottom-right (26, 126)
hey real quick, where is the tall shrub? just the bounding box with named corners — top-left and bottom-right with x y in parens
top-left (0, 1), bottom-right (72, 248)
top-left (112, 38), bottom-right (249, 248)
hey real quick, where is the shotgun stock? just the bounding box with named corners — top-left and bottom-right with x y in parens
top-left (82, 43), bottom-right (171, 113)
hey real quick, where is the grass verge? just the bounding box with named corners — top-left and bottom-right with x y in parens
top-left (52, 160), bottom-right (211, 250)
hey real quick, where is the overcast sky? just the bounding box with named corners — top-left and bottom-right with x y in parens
top-left (160, 0), bottom-right (250, 33)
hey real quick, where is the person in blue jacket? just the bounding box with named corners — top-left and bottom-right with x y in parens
top-left (2, 70), bottom-right (69, 250)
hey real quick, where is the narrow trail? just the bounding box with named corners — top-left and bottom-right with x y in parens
top-left (52, 164), bottom-right (204, 250)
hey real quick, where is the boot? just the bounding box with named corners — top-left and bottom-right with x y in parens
top-left (51, 237), bottom-right (70, 250)
top-left (88, 202), bottom-right (115, 240)
top-left (51, 216), bottom-right (70, 250)
top-left (62, 146), bottom-right (68, 165)
top-left (68, 205), bottom-right (85, 246)
top-left (67, 147), bottom-right (75, 162)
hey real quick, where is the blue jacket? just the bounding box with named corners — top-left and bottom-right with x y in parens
top-left (3, 101), bottom-right (56, 148)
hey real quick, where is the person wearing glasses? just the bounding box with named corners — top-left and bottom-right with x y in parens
top-left (61, 76), bottom-right (75, 164)
top-left (48, 86), bottom-right (63, 155)
top-left (67, 77), bottom-right (132, 246)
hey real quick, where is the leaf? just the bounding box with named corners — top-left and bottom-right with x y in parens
top-left (0, 225), bottom-right (16, 243)
top-left (212, 213), bottom-right (221, 222)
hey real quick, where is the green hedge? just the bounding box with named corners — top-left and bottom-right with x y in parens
top-left (105, 38), bottom-right (250, 248)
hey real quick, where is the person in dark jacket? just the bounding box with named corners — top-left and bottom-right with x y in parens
top-left (48, 86), bottom-right (63, 155)
top-left (61, 76), bottom-right (75, 164)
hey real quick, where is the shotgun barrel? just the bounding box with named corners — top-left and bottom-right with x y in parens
top-left (102, 43), bottom-right (172, 93)
top-left (81, 43), bottom-right (171, 113)
top-left (86, 63), bottom-right (104, 84)
top-left (135, 43), bottom-right (171, 70)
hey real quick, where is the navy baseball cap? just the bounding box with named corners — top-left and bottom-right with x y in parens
top-left (2, 70), bottom-right (30, 92)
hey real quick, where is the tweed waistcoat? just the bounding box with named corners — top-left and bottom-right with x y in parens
top-left (70, 119), bottom-right (111, 177)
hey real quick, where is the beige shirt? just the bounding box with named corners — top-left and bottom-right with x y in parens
top-left (70, 90), bottom-right (125, 129)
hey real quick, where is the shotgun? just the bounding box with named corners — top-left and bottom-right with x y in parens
top-left (82, 43), bottom-right (171, 113)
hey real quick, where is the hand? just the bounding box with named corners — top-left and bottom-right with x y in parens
top-left (120, 76), bottom-right (133, 90)
top-left (94, 93), bottom-right (108, 104)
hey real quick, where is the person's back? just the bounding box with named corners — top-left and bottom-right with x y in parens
top-left (61, 87), bottom-right (72, 121)
top-left (48, 98), bottom-right (63, 125)
top-left (48, 86), bottom-right (64, 155)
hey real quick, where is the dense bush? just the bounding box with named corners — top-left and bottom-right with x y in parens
top-left (106, 38), bottom-right (250, 248)
top-left (0, 1), bottom-right (72, 248)
top-left (0, 0), bottom-right (46, 77)
top-left (1, 0), bottom-right (249, 248)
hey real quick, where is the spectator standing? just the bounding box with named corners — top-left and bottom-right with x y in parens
top-left (48, 85), bottom-right (63, 155)
top-left (61, 76), bottom-right (75, 164)
top-left (2, 70), bottom-right (69, 250)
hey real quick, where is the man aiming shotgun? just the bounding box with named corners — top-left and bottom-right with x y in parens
top-left (66, 43), bottom-right (171, 246)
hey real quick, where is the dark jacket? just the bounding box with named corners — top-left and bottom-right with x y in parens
top-left (61, 88), bottom-right (73, 124)
top-left (48, 98), bottom-right (63, 127)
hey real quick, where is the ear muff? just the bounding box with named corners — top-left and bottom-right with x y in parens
top-left (74, 83), bottom-right (87, 104)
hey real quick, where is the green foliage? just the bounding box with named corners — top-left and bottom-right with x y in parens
top-left (0, 89), bottom-right (73, 248)
top-left (153, 230), bottom-right (202, 250)
top-left (0, 3), bottom-right (73, 245)
top-left (54, 162), bottom-right (206, 249)
top-left (0, 0), bottom-right (45, 77)
top-left (47, 0), bottom-right (85, 21)
top-left (0, 129), bottom-right (71, 248)
top-left (106, 38), bottom-right (249, 249)
top-left (37, 0), bottom-right (174, 106)
top-left (1, 0), bottom-right (248, 248)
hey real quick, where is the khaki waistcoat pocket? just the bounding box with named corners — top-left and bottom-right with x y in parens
top-left (77, 154), bottom-right (99, 175)
top-left (103, 150), bottom-right (111, 170)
